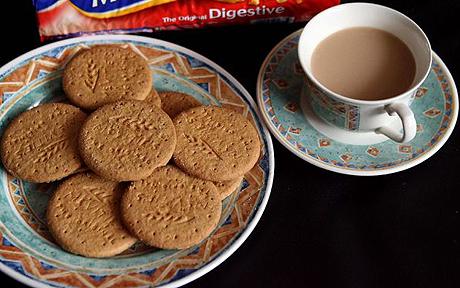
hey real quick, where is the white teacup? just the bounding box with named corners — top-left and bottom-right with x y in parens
top-left (298, 3), bottom-right (432, 145)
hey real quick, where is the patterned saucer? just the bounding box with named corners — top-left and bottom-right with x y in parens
top-left (257, 29), bottom-right (457, 176)
top-left (0, 35), bottom-right (274, 287)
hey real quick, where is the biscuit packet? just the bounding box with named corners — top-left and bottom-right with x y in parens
top-left (32, 0), bottom-right (340, 41)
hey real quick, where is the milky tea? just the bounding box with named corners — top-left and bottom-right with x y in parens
top-left (311, 27), bottom-right (416, 101)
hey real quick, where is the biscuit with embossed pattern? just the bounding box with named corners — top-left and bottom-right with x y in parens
top-left (158, 91), bottom-right (202, 118)
top-left (47, 172), bottom-right (137, 257)
top-left (63, 45), bottom-right (152, 110)
top-left (215, 176), bottom-right (243, 200)
top-left (121, 165), bottom-right (221, 249)
top-left (173, 106), bottom-right (260, 181)
top-left (0, 103), bottom-right (86, 183)
top-left (79, 100), bottom-right (176, 181)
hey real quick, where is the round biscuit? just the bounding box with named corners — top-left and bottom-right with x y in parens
top-left (0, 103), bottom-right (86, 183)
top-left (47, 172), bottom-right (137, 258)
top-left (215, 176), bottom-right (243, 200)
top-left (79, 100), bottom-right (176, 181)
top-left (158, 91), bottom-right (202, 118)
top-left (63, 45), bottom-right (152, 110)
top-left (121, 165), bottom-right (222, 250)
top-left (173, 106), bottom-right (260, 181)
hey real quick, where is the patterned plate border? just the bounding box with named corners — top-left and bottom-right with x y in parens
top-left (257, 29), bottom-right (458, 176)
top-left (0, 35), bottom-right (274, 288)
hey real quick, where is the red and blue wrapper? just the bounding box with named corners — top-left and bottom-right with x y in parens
top-left (33, 0), bottom-right (339, 41)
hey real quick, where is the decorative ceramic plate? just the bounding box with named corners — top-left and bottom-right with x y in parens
top-left (0, 35), bottom-right (274, 287)
top-left (257, 29), bottom-right (457, 176)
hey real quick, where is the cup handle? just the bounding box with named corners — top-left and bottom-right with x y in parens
top-left (375, 103), bottom-right (417, 143)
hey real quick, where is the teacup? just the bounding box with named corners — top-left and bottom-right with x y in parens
top-left (298, 3), bottom-right (432, 144)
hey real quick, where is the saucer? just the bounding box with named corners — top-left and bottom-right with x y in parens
top-left (257, 29), bottom-right (457, 176)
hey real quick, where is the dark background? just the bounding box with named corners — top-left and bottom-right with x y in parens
top-left (1, 0), bottom-right (459, 287)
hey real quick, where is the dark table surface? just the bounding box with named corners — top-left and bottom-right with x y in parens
top-left (1, 0), bottom-right (459, 287)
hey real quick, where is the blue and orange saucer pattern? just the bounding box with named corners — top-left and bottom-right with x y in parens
top-left (257, 29), bottom-right (457, 176)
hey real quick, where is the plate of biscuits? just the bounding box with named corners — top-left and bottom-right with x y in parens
top-left (0, 35), bottom-right (274, 288)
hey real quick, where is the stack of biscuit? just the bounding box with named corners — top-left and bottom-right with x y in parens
top-left (0, 45), bottom-right (261, 258)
